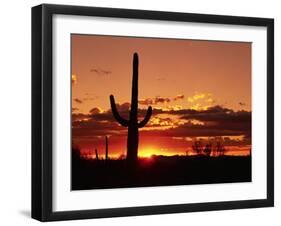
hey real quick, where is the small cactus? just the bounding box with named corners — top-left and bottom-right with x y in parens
top-left (95, 148), bottom-right (99, 161)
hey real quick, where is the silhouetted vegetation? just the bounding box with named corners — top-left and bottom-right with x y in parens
top-left (95, 148), bottom-right (99, 161)
top-left (192, 139), bottom-right (203, 155)
top-left (72, 148), bottom-right (251, 190)
top-left (110, 53), bottom-right (152, 169)
top-left (71, 53), bottom-right (251, 191)
top-left (192, 137), bottom-right (226, 157)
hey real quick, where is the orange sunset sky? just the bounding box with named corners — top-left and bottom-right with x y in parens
top-left (71, 34), bottom-right (252, 158)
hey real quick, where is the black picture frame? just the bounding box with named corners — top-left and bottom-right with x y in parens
top-left (32, 3), bottom-right (274, 222)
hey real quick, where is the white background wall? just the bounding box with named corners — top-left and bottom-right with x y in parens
top-left (0, 0), bottom-right (279, 225)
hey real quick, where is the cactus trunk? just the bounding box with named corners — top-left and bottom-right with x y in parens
top-left (110, 53), bottom-right (152, 168)
top-left (127, 124), bottom-right (139, 165)
top-left (127, 54), bottom-right (139, 165)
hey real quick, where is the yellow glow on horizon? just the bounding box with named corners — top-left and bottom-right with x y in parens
top-left (139, 148), bottom-right (159, 157)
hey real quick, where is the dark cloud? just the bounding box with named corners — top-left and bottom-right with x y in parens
top-left (74, 98), bottom-right (83, 104)
top-left (155, 97), bottom-right (171, 104)
top-left (114, 102), bottom-right (131, 112)
top-left (180, 106), bottom-right (251, 124)
top-left (73, 119), bottom-right (126, 137)
top-left (239, 102), bottom-right (246, 106)
top-left (72, 104), bottom-right (251, 144)
top-left (82, 93), bottom-right (99, 101)
top-left (139, 96), bottom-right (171, 105)
top-left (72, 107), bottom-right (79, 112)
top-left (88, 102), bottom-right (131, 123)
top-left (139, 98), bottom-right (154, 105)
top-left (90, 68), bottom-right (112, 75)
top-left (222, 136), bottom-right (251, 146)
top-left (173, 94), bottom-right (185, 101)
top-left (142, 121), bottom-right (250, 138)
top-left (141, 105), bottom-right (251, 139)
top-left (89, 107), bottom-right (102, 115)
top-left (139, 95), bottom-right (184, 106)
top-left (72, 113), bottom-right (89, 122)
top-left (72, 104), bottom-right (132, 137)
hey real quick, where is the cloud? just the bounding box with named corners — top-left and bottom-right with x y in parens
top-left (72, 103), bottom-right (129, 139)
top-left (114, 102), bottom-right (131, 112)
top-left (139, 96), bottom-right (171, 105)
top-left (82, 93), bottom-right (99, 101)
top-left (186, 93), bottom-right (216, 110)
top-left (144, 105), bottom-right (251, 139)
top-left (72, 103), bottom-right (251, 146)
top-left (139, 95), bottom-right (184, 106)
top-left (148, 117), bottom-right (174, 127)
top-left (91, 112), bottom-right (115, 122)
top-left (89, 107), bottom-right (102, 114)
top-left (187, 93), bottom-right (212, 103)
top-left (155, 96), bottom-right (171, 104)
top-left (90, 68), bottom-right (112, 75)
top-left (141, 118), bottom-right (250, 139)
top-left (165, 105), bottom-right (183, 111)
top-left (190, 103), bottom-right (203, 110)
top-left (205, 98), bottom-right (215, 104)
top-left (72, 74), bottom-right (77, 85)
top-left (180, 105), bottom-right (251, 123)
top-left (73, 119), bottom-right (126, 137)
top-left (88, 103), bottom-right (131, 122)
top-left (173, 94), bottom-right (185, 101)
top-left (138, 93), bottom-right (213, 107)
top-left (74, 98), bottom-right (83, 104)
top-left (173, 105), bottom-right (251, 138)
top-left (72, 113), bottom-right (89, 122)
top-left (139, 98), bottom-right (154, 105)
top-left (239, 102), bottom-right (246, 106)
top-left (72, 107), bottom-right (79, 112)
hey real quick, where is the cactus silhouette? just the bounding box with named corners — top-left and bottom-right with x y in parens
top-left (95, 148), bottom-right (99, 161)
top-left (110, 53), bottom-right (152, 167)
top-left (105, 136), bottom-right (109, 160)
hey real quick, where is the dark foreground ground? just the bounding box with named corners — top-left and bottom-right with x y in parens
top-left (72, 155), bottom-right (251, 190)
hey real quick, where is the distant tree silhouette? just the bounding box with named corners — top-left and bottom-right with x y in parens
top-left (192, 139), bottom-right (203, 155)
top-left (214, 137), bottom-right (226, 156)
top-left (203, 143), bottom-right (212, 156)
top-left (110, 53), bottom-right (153, 168)
top-left (118, 154), bottom-right (126, 160)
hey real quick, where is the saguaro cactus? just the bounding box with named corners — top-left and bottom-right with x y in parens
top-left (110, 53), bottom-right (152, 167)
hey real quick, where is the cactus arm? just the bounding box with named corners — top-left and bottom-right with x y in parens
top-left (109, 95), bottom-right (129, 127)
top-left (138, 106), bottom-right (152, 128)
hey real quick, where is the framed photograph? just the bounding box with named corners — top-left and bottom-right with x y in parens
top-left (32, 4), bottom-right (274, 221)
